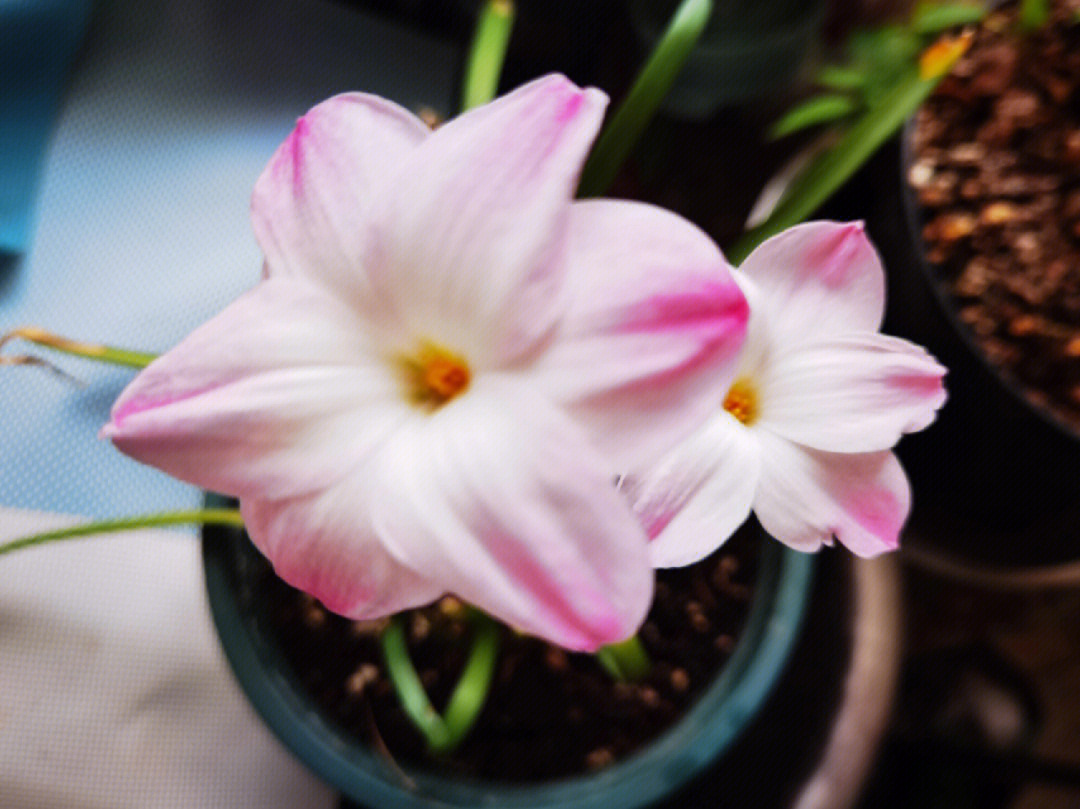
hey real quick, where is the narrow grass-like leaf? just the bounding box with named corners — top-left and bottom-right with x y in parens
top-left (911, 2), bottom-right (987, 34)
top-left (577, 0), bottom-right (713, 198)
top-left (381, 618), bottom-right (451, 750)
top-left (596, 634), bottom-right (652, 681)
top-left (460, 0), bottom-right (516, 112)
top-left (1, 326), bottom-right (156, 369)
top-left (441, 613), bottom-right (500, 748)
top-left (769, 94), bottom-right (859, 140)
top-left (729, 35), bottom-right (970, 263)
top-left (0, 509), bottom-right (245, 556)
top-left (815, 64), bottom-right (870, 91)
top-left (1018, 0), bottom-right (1049, 31)
top-left (381, 610), bottom-right (501, 753)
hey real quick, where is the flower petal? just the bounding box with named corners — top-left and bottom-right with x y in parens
top-left (371, 74), bottom-right (608, 368)
top-left (103, 277), bottom-right (409, 500)
top-left (758, 333), bottom-right (947, 453)
top-left (529, 199), bottom-right (748, 470)
top-left (241, 490), bottom-right (443, 619)
top-left (752, 432), bottom-right (910, 557)
top-left (740, 221), bottom-right (885, 343)
top-left (621, 411), bottom-right (761, 568)
top-left (362, 378), bottom-right (653, 652)
top-left (251, 93), bottom-right (429, 301)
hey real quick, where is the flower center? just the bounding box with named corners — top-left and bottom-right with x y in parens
top-left (403, 343), bottom-right (471, 408)
top-left (723, 377), bottom-right (759, 425)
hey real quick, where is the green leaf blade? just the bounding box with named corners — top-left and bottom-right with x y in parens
top-left (577, 0), bottom-right (713, 198)
top-left (730, 64), bottom-right (946, 263)
top-left (815, 65), bottom-right (870, 91)
top-left (911, 2), bottom-right (987, 35)
top-left (769, 94), bottom-right (859, 140)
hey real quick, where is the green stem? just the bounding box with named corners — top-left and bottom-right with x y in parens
top-left (460, 0), bottom-right (516, 112)
top-left (380, 610), bottom-right (501, 753)
top-left (596, 634), bottom-right (652, 681)
top-left (577, 0), bottom-right (713, 198)
top-left (1, 326), bottom-right (156, 369)
top-left (0, 509), bottom-right (244, 557)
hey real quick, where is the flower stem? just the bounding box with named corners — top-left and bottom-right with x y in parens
top-left (0, 326), bottom-right (157, 369)
top-left (0, 509), bottom-right (244, 557)
top-left (596, 634), bottom-right (652, 681)
top-left (577, 0), bottom-right (713, 198)
top-left (460, 0), bottom-right (516, 112)
top-left (380, 610), bottom-right (501, 753)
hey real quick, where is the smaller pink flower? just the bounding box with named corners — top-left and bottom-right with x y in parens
top-left (102, 76), bottom-right (749, 651)
top-left (623, 221), bottom-right (947, 565)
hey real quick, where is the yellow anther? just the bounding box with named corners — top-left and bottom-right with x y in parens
top-left (404, 343), bottom-right (471, 408)
top-left (723, 378), bottom-right (759, 426)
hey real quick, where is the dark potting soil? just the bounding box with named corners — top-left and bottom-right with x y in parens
top-left (910, 0), bottom-right (1080, 432)
top-left (254, 525), bottom-right (758, 782)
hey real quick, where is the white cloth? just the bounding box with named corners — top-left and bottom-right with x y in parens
top-left (0, 507), bottom-right (338, 809)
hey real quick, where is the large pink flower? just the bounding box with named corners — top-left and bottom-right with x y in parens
top-left (623, 222), bottom-right (947, 565)
top-left (102, 76), bottom-right (749, 651)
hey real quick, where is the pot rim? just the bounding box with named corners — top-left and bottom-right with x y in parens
top-left (899, 117), bottom-right (1080, 444)
top-left (202, 498), bottom-right (815, 809)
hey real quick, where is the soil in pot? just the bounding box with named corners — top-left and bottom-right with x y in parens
top-left (908, 0), bottom-right (1080, 436)
top-left (244, 524), bottom-right (758, 782)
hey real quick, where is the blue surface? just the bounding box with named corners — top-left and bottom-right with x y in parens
top-left (0, 0), bottom-right (456, 520)
top-left (0, 0), bottom-right (93, 253)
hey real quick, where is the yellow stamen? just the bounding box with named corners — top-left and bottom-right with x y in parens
top-left (723, 378), bottom-right (759, 425)
top-left (403, 343), bottom-right (471, 408)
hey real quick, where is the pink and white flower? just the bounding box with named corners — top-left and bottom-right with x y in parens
top-left (623, 221), bottom-right (947, 565)
top-left (102, 75), bottom-right (749, 651)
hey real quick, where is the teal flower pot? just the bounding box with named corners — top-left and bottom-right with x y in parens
top-left (202, 509), bottom-right (813, 808)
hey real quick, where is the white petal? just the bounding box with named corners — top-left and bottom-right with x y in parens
top-left (362, 377), bottom-right (653, 651)
top-left (251, 93), bottom-right (429, 305)
top-left (758, 333), bottom-right (947, 453)
top-left (530, 199), bottom-right (749, 470)
top-left (622, 411), bottom-right (762, 568)
top-left (104, 277), bottom-right (409, 500)
top-left (739, 221), bottom-right (885, 344)
top-left (753, 432), bottom-right (910, 557)
top-left (370, 75), bottom-right (608, 367)
top-left (241, 490), bottom-right (443, 619)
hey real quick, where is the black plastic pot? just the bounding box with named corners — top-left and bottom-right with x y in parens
top-left (861, 132), bottom-right (1080, 565)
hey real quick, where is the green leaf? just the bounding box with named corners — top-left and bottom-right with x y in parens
top-left (460, 0), bottom-right (517, 111)
top-left (815, 64), bottom-right (870, 91)
top-left (849, 25), bottom-right (922, 72)
top-left (847, 24), bottom-right (925, 106)
top-left (769, 94), bottom-right (859, 139)
top-left (0, 510), bottom-right (245, 556)
top-left (1, 326), bottom-right (156, 369)
top-left (596, 635), bottom-right (652, 681)
top-left (380, 611), bottom-right (501, 754)
top-left (577, 0), bottom-right (713, 198)
top-left (729, 61), bottom-right (952, 264)
top-left (1018, 0), bottom-right (1050, 31)
top-left (911, 2), bottom-right (987, 34)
